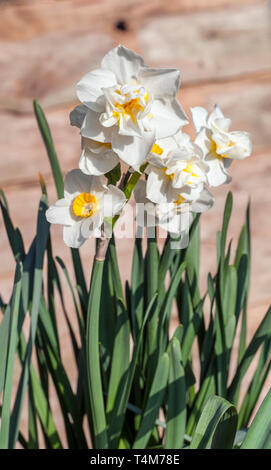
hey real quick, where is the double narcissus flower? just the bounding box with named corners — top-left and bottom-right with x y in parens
top-left (134, 179), bottom-right (214, 238)
top-left (46, 44), bottom-right (252, 247)
top-left (145, 132), bottom-right (209, 204)
top-left (70, 44), bottom-right (188, 170)
top-left (192, 105), bottom-right (252, 187)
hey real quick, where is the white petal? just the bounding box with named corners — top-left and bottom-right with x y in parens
top-left (158, 211), bottom-right (182, 235)
top-left (101, 45), bottom-right (145, 84)
top-left (151, 98), bottom-right (188, 139)
top-left (194, 128), bottom-right (211, 157)
top-left (64, 169), bottom-right (93, 200)
top-left (147, 153), bottom-right (166, 168)
top-left (157, 135), bottom-right (179, 153)
top-left (70, 105), bottom-right (88, 128)
top-left (190, 106), bottom-right (208, 132)
top-left (173, 130), bottom-right (191, 147)
top-left (76, 68), bottom-right (116, 112)
top-left (223, 132), bottom-right (252, 160)
top-left (112, 128), bottom-right (155, 166)
top-left (89, 175), bottom-right (107, 198)
top-left (105, 185), bottom-right (127, 216)
top-left (190, 187), bottom-right (214, 213)
top-left (81, 212), bottom-right (103, 237)
top-left (168, 212), bottom-right (193, 242)
top-left (82, 138), bottom-right (110, 154)
top-left (178, 183), bottom-right (205, 201)
top-left (81, 108), bottom-right (112, 142)
top-left (46, 199), bottom-right (74, 226)
top-left (212, 117), bottom-right (231, 133)
top-left (146, 167), bottom-right (178, 204)
top-left (208, 104), bottom-right (224, 126)
top-left (63, 220), bottom-right (88, 248)
top-left (138, 67), bottom-right (180, 98)
top-left (205, 156), bottom-right (231, 187)
top-left (79, 146), bottom-right (119, 176)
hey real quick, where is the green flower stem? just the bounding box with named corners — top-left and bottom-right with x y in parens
top-left (86, 256), bottom-right (108, 449)
top-left (123, 163), bottom-right (148, 200)
top-left (112, 163), bottom-right (148, 230)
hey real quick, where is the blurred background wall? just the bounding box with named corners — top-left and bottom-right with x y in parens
top-left (0, 0), bottom-right (270, 438)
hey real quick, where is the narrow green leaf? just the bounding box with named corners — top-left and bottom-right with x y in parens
top-left (145, 233), bottom-right (159, 359)
top-left (108, 294), bottom-right (157, 448)
top-left (133, 352), bottom-right (169, 449)
top-left (0, 305), bottom-right (11, 395)
top-left (0, 263), bottom-right (22, 449)
top-left (241, 390), bottom-right (271, 449)
top-left (238, 338), bottom-right (271, 428)
top-left (190, 395), bottom-right (237, 449)
top-left (86, 259), bottom-right (108, 449)
top-left (106, 298), bottom-right (130, 418)
top-left (228, 306), bottom-right (271, 405)
top-left (186, 359), bottom-right (216, 436)
top-left (130, 237), bottom-right (144, 340)
top-left (28, 380), bottom-right (39, 449)
top-left (0, 193), bottom-right (25, 262)
top-left (165, 337), bottom-right (186, 449)
top-left (33, 100), bottom-right (64, 198)
top-left (9, 194), bottom-right (50, 448)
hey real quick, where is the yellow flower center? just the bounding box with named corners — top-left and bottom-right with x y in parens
top-left (175, 195), bottom-right (186, 206)
top-left (113, 92), bottom-right (148, 124)
top-left (72, 193), bottom-right (98, 218)
top-left (164, 162), bottom-right (199, 183)
top-left (151, 143), bottom-right (164, 156)
top-left (210, 139), bottom-right (229, 159)
top-left (163, 168), bottom-right (174, 181)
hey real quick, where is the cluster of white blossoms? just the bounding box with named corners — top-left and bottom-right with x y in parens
top-left (46, 45), bottom-right (252, 248)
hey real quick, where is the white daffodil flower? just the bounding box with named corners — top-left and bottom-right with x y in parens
top-left (191, 105), bottom-right (252, 187)
top-left (46, 169), bottom-right (126, 248)
top-left (134, 179), bottom-right (214, 237)
top-left (145, 132), bottom-right (208, 204)
top-left (71, 44), bottom-right (188, 168)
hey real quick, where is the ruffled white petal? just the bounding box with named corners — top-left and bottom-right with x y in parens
top-left (112, 128), bottom-right (155, 166)
top-left (218, 131), bottom-right (252, 160)
top-left (146, 167), bottom-right (179, 204)
top-left (76, 68), bottom-right (116, 112)
top-left (205, 156), bottom-right (231, 187)
top-left (194, 128), bottom-right (212, 157)
top-left (101, 45), bottom-right (145, 84)
top-left (191, 106), bottom-right (208, 132)
top-left (158, 210), bottom-right (183, 235)
top-left (79, 144), bottom-right (119, 176)
top-left (151, 98), bottom-right (188, 139)
top-left (81, 108), bottom-right (112, 142)
top-left (207, 104), bottom-right (224, 126)
top-left (190, 187), bottom-right (214, 213)
top-left (212, 117), bottom-right (231, 133)
top-left (138, 67), bottom-right (180, 99)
